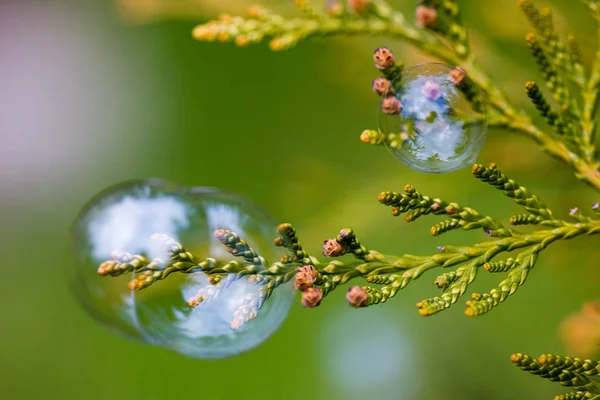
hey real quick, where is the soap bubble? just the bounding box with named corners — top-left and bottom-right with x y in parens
top-left (377, 63), bottom-right (487, 173)
top-left (69, 179), bottom-right (295, 358)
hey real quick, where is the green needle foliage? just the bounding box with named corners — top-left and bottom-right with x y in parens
top-left (100, 0), bottom-right (600, 394)
top-left (512, 353), bottom-right (600, 399)
top-left (99, 162), bottom-right (600, 324)
top-left (179, 0), bottom-right (600, 316)
top-left (193, 0), bottom-right (600, 188)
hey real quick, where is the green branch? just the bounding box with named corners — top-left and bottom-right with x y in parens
top-left (193, 0), bottom-right (600, 191)
top-left (97, 164), bottom-right (600, 323)
top-left (512, 353), bottom-right (600, 398)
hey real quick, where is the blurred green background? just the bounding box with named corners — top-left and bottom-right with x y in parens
top-left (2, 0), bottom-right (600, 399)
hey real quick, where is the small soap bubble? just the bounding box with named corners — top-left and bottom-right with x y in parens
top-left (69, 179), bottom-right (294, 358)
top-left (377, 63), bottom-right (487, 173)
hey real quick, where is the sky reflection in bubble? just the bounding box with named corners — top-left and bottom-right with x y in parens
top-left (378, 63), bottom-right (487, 173)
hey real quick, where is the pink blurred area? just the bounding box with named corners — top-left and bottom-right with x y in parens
top-left (0, 0), bottom-right (156, 205)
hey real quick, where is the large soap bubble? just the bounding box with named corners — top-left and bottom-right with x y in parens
top-left (69, 179), bottom-right (295, 358)
top-left (377, 63), bottom-right (487, 173)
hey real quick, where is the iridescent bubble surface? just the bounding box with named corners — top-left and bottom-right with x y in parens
top-left (69, 179), bottom-right (295, 358)
top-left (377, 63), bottom-right (487, 173)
